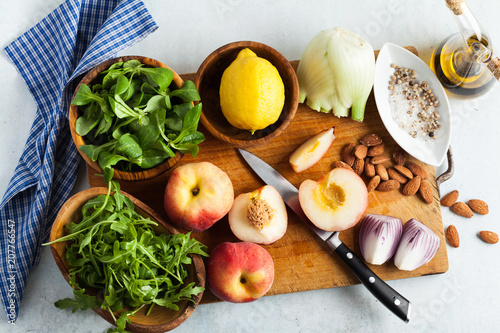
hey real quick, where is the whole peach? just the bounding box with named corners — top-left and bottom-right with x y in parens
top-left (164, 162), bottom-right (233, 232)
top-left (207, 242), bottom-right (274, 303)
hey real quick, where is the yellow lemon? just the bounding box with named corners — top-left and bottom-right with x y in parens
top-left (219, 48), bottom-right (285, 134)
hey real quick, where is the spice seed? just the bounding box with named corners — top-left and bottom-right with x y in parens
top-left (388, 64), bottom-right (441, 141)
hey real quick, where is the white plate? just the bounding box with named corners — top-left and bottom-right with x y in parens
top-left (373, 42), bottom-right (451, 166)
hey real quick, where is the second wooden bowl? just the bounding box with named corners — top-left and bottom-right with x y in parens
top-left (195, 41), bottom-right (299, 147)
top-left (49, 187), bottom-right (206, 333)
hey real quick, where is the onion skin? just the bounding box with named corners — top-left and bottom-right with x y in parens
top-left (393, 218), bottom-right (441, 271)
top-left (359, 214), bottom-right (403, 265)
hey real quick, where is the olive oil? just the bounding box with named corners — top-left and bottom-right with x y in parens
top-left (434, 0), bottom-right (499, 99)
top-left (430, 33), bottom-right (495, 98)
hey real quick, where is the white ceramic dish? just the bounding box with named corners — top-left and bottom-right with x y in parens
top-left (373, 42), bottom-right (451, 166)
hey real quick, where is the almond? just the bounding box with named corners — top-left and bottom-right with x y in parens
top-left (419, 180), bottom-right (434, 204)
top-left (354, 144), bottom-right (368, 159)
top-left (393, 147), bottom-right (407, 165)
top-left (364, 159), bottom-right (376, 178)
top-left (388, 168), bottom-right (408, 184)
top-left (440, 190), bottom-right (459, 207)
top-left (468, 199), bottom-right (489, 215)
top-left (375, 164), bottom-right (389, 181)
top-left (367, 143), bottom-right (385, 157)
top-left (446, 225), bottom-right (460, 248)
top-left (332, 160), bottom-right (354, 172)
top-left (402, 175), bottom-right (421, 196)
top-left (360, 133), bottom-right (383, 147)
top-left (371, 155), bottom-right (391, 165)
top-left (407, 161), bottom-right (429, 180)
top-left (478, 231), bottom-right (499, 244)
top-left (342, 143), bottom-right (356, 166)
top-left (367, 175), bottom-right (381, 192)
top-left (393, 165), bottom-right (413, 179)
top-left (377, 179), bottom-right (400, 192)
top-left (451, 202), bottom-right (474, 218)
top-left (353, 158), bottom-right (365, 175)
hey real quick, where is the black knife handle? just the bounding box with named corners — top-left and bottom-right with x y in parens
top-left (334, 242), bottom-right (411, 322)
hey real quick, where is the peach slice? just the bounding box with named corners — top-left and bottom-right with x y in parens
top-left (207, 242), bottom-right (275, 303)
top-left (289, 127), bottom-right (335, 172)
top-left (228, 185), bottom-right (287, 245)
top-left (298, 167), bottom-right (368, 231)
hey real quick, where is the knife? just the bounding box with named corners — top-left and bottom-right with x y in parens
top-left (238, 148), bottom-right (411, 323)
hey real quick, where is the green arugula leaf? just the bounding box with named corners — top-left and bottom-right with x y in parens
top-left (114, 311), bottom-right (132, 333)
top-left (54, 294), bottom-right (99, 313)
top-left (54, 276), bottom-right (101, 313)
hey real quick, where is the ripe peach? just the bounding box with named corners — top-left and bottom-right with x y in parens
top-left (164, 162), bottom-right (234, 232)
top-left (298, 167), bottom-right (368, 231)
top-left (207, 242), bottom-right (274, 303)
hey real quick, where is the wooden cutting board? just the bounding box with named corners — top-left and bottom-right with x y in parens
top-left (87, 47), bottom-right (449, 303)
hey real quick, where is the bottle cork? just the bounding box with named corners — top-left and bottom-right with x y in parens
top-left (445, 0), bottom-right (465, 15)
top-left (487, 57), bottom-right (500, 81)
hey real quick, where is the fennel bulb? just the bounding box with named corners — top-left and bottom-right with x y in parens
top-left (297, 27), bottom-right (375, 121)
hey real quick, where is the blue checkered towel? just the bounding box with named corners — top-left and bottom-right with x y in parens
top-left (0, 0), bottom-right (158, 322)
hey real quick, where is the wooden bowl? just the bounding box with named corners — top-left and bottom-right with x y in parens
top-left (195, 41), bottom-right (299, 147)
top-left (49, 187), bottom-right (206, 333)
top-left (69, 56), bottom-right (184, 181)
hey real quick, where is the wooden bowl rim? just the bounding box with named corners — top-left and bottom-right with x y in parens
top-left (49, 187), bottom-right (206, 332)
top-left (195, 40), bottom-right (299, 147)
top-left (68, 55), bottom-right (184, 181)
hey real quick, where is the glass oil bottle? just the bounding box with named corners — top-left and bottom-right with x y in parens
top-left (430, 0), bottom-right (500, 99)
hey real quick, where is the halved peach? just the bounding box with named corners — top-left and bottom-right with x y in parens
top-left (298, 168), bottom-right (368, 231)
top-left (228, 185), bottom-right (287, 245)
top-left (289, 127), bottom-right (335, 172)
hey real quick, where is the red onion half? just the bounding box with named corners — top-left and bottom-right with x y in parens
top-left (359, 214), bottom-right (403, 265)
top-left (393, 218), bottom-right (441, 271)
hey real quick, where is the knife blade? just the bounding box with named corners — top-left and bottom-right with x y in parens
top-left (238, 148), bottom-right (411, 323)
